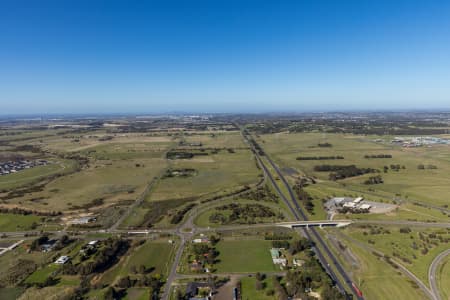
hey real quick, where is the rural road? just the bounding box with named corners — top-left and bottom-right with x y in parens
top-left (428, 248), bottom-right (450, 300)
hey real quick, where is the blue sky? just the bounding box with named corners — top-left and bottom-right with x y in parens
top-left (1, 0), bottom-right (450, 114)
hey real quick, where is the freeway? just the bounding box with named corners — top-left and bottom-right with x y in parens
top-left (241, 130), bottom-right (360, 300)
top-left (429, 248), bottom-right (450, 300)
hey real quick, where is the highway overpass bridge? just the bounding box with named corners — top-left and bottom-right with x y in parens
top-left (276, 220), bottom-right (353, 228)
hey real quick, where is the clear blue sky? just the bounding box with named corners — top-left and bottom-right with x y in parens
top-left (1, 0), bottom-right (450, 114)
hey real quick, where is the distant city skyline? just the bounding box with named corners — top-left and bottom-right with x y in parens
top-left (1, 0), bottom-right (450, 114)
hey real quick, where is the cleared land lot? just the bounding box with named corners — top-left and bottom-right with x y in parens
top-left (257, 132), bottom-right (450, 209)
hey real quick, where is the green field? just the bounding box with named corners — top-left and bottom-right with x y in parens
top-left (24, 264), bottom-right (59, 285)
top-left (344, 225), bottom-right (450, 284)
top-left (258, 132), bottom-right (450, 208)
top-left (149, 149), bottom-right (260, 202)
top-left (344, 242), bottom-right (428, 300)
top-left (0, 213), bottom-right (42, 231)
top-left (215, 239), bottom-right (278, 273)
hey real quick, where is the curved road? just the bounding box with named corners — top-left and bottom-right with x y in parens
top-left (429, 248), bottom-right (450, 300)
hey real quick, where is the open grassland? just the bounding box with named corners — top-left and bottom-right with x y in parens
top-left (40, 133), bottom-right (174, 153)
top-left (257, 132), bottom-right (450, 209)
top-left (3, 138), bottom-right (171, 212)
top-left (240, 276), bottom-right (276, 300)
top-left (341, 240), bottom-right (428, 300)
top-left (437, 256), bottom-right (450, 300)
top-left (149, 149), bottom-right (260, 201)
top-left (182, 131), bottom-right (247, 147)
top-left (215, 239), bottom-right (277, 273)
top-left (344, 225), bottom-right (450, 285)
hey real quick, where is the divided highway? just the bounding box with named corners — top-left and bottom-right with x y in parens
top-left (242, 129), bottom-right (363, 300)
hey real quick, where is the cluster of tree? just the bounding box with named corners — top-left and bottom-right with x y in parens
top-left (209, 203), bottom-right (279, 225)
top-left (70, 197), bottom-right (104, 210)
top-left (163, 168), bottom-right (197, 178)
top-left (361, 225), bottom-right (391, 235)
top-left (385, 164), bottom-right (405, 172)
top-left (62, 238), bottom-right (129, 276)
top-left (170, 203), bottom-right (197, 224)
top-left (314, 164), bottom-right (377, 180)
top-left (400, 227), bottom-right (411, 233)
top-left (12, 144), bottom-right (42, 153)
top-left (30, 235), bottom-right (50, 251)
top-left (255, 272), bottom-right (266, 290)
top-left (240, 185), bottom-right (279, 203)
top-left (272, 240), bottom-right (290, 248)
top-left (417, 164), bottom-right (438, 170)
top-left (166, 151), bottom-right (195, 159)
top-left (317, 143), bottom-right (332, 147)
top-left (296, 156), bottom-right (344, 160)
top-left (0, 207), bottom-right (61, 216)
top-left (271, 238), bottom-right (311, 255)
top-left (191, 243), bottom-right (219, 268)
top-left (364, 154), bottom-right (392, 159)
top-left (337, 206), bottom-right (370, 214)
top-left (264, 233), bottom-right (293, 240)
top-left (0, 259), bottom-right (36, 287)
top-left (273, 276), bottom-right (289, 300)
top-left (293, 183), bottom-right (314, 213)
top-left (288, 238), bottom-right (312, 255)
top-left (115, 274), bottom-right (163, 292)
top-left (364, 175), bottom-right (384, 185)
top-left (284, 260), bottom-right (346, 300)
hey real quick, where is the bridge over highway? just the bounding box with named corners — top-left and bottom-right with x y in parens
top-left (276, 220), bottom-right (353, 228)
